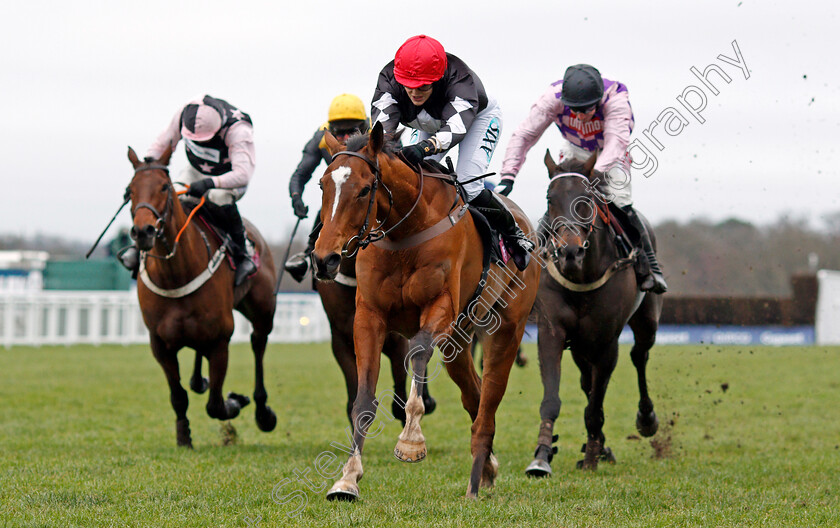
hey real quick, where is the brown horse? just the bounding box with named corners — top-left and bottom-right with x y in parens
top-left (311, 123), bottom-right (540, 500)
top-left (315, 254), bottom-right (436, 425)
top-left (525, 150), bottom-right (662, 477)
top-left (126, 146), bottom-right (278, 447)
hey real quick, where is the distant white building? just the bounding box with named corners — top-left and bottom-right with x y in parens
top-left (0, 251), bottom-right (49, 291)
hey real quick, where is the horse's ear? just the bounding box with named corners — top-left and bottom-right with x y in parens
top-left (128, 146), bottom-right (141, 169)
top-left (369, 121), bottom-right (384, 155)
top-left (323, 130), bottom-right (342, 156)
top-left (582, 151), bottom-right (598, 178)
top-left (544, 148), bottom-right (557, 176)
top-left (158, 143), bottom-right (173, 166)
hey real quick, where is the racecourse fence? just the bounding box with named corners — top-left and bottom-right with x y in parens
top-left (0, 291), bottom-right (330, 348)
top-left (2, 271), bottom-right (839, 347)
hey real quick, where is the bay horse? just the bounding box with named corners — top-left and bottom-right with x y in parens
top-left (525, 150), bottom-right (662, 477)
top-left (126, 146), bottom-right (278, 447)
top-left (315, 255), bottom-right (436, 425)
top-left (312, 122), bottom-right (540, 500)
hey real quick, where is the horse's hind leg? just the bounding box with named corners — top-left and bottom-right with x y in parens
top-left (150, 336), bottom-right (191, 447)
top-left (628, 293), bottom-right (662, 437)
top-left (205, 341), bottom-right (251, 421)
top-left (251, 327), bottom-right (277, 432)
top-left (525, 321), bottom-right (566, 478)
top-left (382, 333), bottom-right (408, 425)
top-left (394, 331), bottom-right (435, 463)
top-left (189, 352), bottom-right (209, 394)
top-left (466, 323), bottom-right (521, 498)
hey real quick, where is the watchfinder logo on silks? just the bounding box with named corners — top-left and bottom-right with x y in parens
top-left (479, 117), bottom-right (501, 161)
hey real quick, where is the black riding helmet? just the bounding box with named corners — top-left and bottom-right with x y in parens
top-left (560, 64), bottom-right (604, 109)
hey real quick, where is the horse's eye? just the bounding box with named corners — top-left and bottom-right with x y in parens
top-left (358, 186), bottom-right (371, 198)
top-left (318, 181), bottom-right (323, 190)
top-left (162, 183), bottom-right (170, 193)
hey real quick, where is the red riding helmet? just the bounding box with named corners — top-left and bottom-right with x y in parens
top-left (393, 35), bottom-right (447, 89)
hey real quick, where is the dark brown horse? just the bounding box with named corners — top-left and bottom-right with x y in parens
top-left (312, 123), bottom-right (540, 500)
top-left (127, 146), bottom-right (278, 447)
top-left (315, 254), bottom-right (436, 425)
top-left (525, 150), bottom-right (662, 476)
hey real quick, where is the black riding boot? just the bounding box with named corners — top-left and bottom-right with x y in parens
top-left (469, 189), bottom-right (535, 271)
top-left (222, 204), bottom-right (257, 286)
top-left (284, 218), bottom-right (322, 283)
top-left (621, 205), bottom-right (667, 294)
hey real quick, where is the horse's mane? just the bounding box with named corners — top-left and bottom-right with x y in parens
top-left (556, 157), bottom-right (589, 175)
top-left (344, 131), bottom-right (401, 157)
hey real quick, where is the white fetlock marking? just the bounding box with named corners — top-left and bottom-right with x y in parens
top-left (398, 379), bottom-right (425, 444)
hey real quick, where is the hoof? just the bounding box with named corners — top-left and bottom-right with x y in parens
top-left (256, 406), bottom-right (277, 432)
top-left (190, 376), bottom-right (209, 394)
top-left (394, 438), bottom-right (427, 463)
top-left (636, 411), bottom-right (659, 437)
top-left (228, 392), bottom-right (251, 409)
top-left (480, 453), bottom-right (499, 489)
top-left (176, 419), bottom-right (192, 448)
top-left (423, 396), bottom-right (437, 416)
top-left (515, 349), bottom-right (528, 368)
top-left (525, 458), bottom-right (552, 478)
top-left (600, 446), bottom-right (617, 464)
top-left (326, 481), bottom-right (359, 502)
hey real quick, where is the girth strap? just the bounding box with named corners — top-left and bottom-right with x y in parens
top-left (373, 204), bottom-right (469, 251)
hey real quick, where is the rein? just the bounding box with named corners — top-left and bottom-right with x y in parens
top-left (546, 173), bottom-right (632, 292)
top-left (131, 165), bottom-right (223, 297)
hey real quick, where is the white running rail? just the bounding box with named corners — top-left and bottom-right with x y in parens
top-left (0, 291), bottom-right (331, 347)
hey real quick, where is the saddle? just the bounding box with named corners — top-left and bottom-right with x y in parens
top-left (416, 158), bottom-right (508, 268)
top-left (181, 199), bottom-right (259, 273)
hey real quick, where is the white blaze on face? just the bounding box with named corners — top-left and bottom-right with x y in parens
top-left (329, 166), bottom-right (352, 220)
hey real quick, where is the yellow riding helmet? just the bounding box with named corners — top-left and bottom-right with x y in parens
top-left (328, 94), bottom-right (367, 122)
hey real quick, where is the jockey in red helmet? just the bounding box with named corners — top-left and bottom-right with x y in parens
top-left (371, 35), bottom-right (534, 271)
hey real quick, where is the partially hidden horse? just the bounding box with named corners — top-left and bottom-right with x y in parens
top-left (126, 146), bottom-right (278, 447)
top-left (315, 254), bottom-right (436, 425)
top-left (312, 122), bottom-right (540, 500)
top-left (525, 150), bottom-right (662, 477)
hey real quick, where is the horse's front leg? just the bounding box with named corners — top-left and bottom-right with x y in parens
top-left (326, 305), bottom-right (386, 502)
top-left (205, 340), bottom-right (251, 421)
top-left (579, 341), bottom-right (618, 470)
top-left (149, 335), bottom-right (191, 447)
top-left (525, 319), bottom-right (566, 478)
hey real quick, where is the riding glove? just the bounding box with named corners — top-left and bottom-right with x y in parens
top-left (400, 139), bottom-right (437, 167)
top-left (291, 193), bottom-right (309, 219)
top-left (187, 178), bottom-right (215, 197)
top-left (495, 175), bottom-right (515, 196)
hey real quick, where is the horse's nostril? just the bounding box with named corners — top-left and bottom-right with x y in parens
top-left (143, 225), bottom-right (156, 237)
top-left (576, 246), bottom-right (586, 257)
top-left (130, 226), bottom-right (138, 239)
top-left (324, 253), bottom-right (341, 271)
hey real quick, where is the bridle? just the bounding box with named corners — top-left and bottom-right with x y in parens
top-left (331, 150), bottom-right (427, 258)
top-left (545, 173), bottom-right (599, 263)
top-left (129, 164), bottom-right (177, 259)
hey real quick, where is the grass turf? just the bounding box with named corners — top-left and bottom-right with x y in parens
top-left (1, 343), bottom-right (838, 527)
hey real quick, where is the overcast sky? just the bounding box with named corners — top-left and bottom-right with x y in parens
top-left (2, 0), bottom-right (837, 245)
